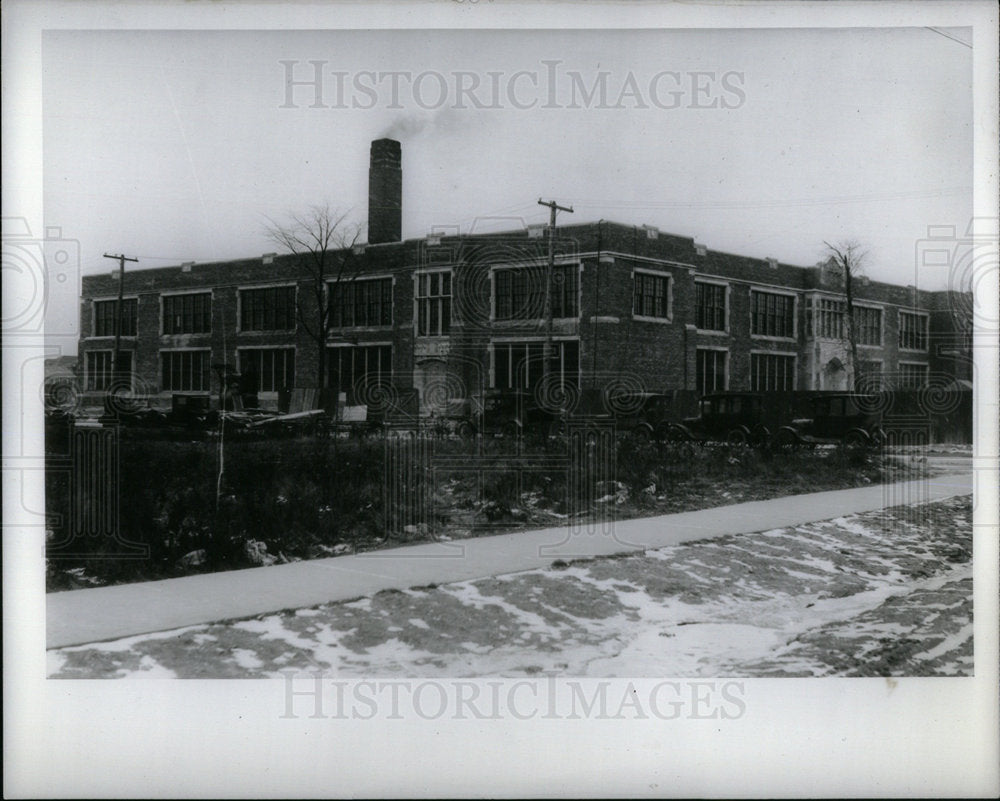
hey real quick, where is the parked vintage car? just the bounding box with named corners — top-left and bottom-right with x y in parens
top-left (665, 392), bottom-right (771, 447)
top-left (453, 389), bottom-right (559, 439)
top-left (774, 393), bottom-right (886, 450)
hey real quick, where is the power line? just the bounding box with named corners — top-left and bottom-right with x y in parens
top-left (925, 27), bottom-right (972, 49)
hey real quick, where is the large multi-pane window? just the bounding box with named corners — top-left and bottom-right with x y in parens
top-left (695, 349), bottom-right (727, 395)
top-left (86, 350), bottom-right (133, 391)
top-left (750, 353), bottom-right (795, 391)
top-left (898, 362), bottom-right (928, 388)
top-left (238, 348), bottom-right (295, 393)
top-left (815, 298), bottom-right (846, 339)
top-left (239, 286), bottom-right (296, 332)
top-left (416, 271), bottom-right (452, 336)
top-left (494, 265), bottom-right (578, 321)
top-left (750, 291), bottom-right (794, 338)
top-left (695, 282), bottom-right (727, 331)
top-left (853, 306), bottom-right (883, 346)
top-left (899, 311), bottom-right (928, 351)
top-left (330, 278), bottom-right (393, 328)
top-left (161, 350), bottom-right (211, 392)
top-left (162, 293), bottom-right (212, 335)
top-left (328, 345), bottom-right (392, 396)
top-left (492, 340), bottom-right (579, 390)
top-left (94, 298), bottom-right (138, 337)
top-left (633, 271), bottom-right (671, 320)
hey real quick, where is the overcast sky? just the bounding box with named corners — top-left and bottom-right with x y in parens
top-left (42, 26), bottom-right (972, 349)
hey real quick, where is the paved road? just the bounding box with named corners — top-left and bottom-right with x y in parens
top-left (47, 472), bottom-right (973, 649)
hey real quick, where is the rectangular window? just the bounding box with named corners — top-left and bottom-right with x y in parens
top-left (898, 362), bottom-right (928, 389)
top-left (161, 350), bottom-right (211, 392)
top-left (327, 345), bottom-right (392, 398)
top-left (816, 298), bottom-right (846, 339)
top-left (330, 278), bottom-right (392, 328)
top-left (633, 271), bottom-right (670, 319)
top-left (695, 282), bottom-right (726, 331)
top-left (750, 291), bottom-right (794, 338)
top-left (239, 286), bottom-right (296, 332)
top-left (94, 298), bottom-right (138, 337)
top-left (853, 306), bottom-right (883, 346)
top-left (162, 293), bottom-right (212, 335)
top-left (695, 349), bottom-right (727, 395)
top-left (750, 353), bottom-right (795, 391)
top-left (493, 266), bottom-right (578, 321)
top-left (899, 312), bottom-right (928, 351)
top-left (416, 271), bottom-right (452, 336)
top-left (238, 348), bottom-right (295, 393)
top-left (492, 340), bottom-right (580, 390)
top-left (85, 350), bottom-right (132, 391)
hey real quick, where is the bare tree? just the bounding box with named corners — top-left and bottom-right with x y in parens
top-left (264, 205), bottom-right (363, 391)
top-left (822, 239), bottom-right (870, 390)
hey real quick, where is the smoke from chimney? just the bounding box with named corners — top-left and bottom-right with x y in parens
top-left (368, 138), bottom-right (402, 244)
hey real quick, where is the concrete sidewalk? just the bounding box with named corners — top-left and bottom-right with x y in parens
top-left (46, 472), bottom-right (973, 649)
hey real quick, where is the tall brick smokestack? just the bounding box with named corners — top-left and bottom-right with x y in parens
top-left (368, 138), bottom-right (402, 244)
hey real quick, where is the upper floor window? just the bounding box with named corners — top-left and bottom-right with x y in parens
top-left (633, 271), bottom-right (671, 320)
top-left (94, 298), bottom-right (138, 337)
top-left (330, 277), bottom-right (392, 328)
top-left (750, 291), bottom-right (794, 338)
top-left (695, 282), bottom-right (726, 331)
top-left (494, 265), bottom-right (578, 321)
top-left (815, 298), bottom-right (846, 339)
top-left (899, 311), bottom-right (928, 351)
top-left (162, 293), bottom-right (212, 335)
top-left (240, 286), bottom-right (296, 332)
top-left (853, 306), bottom-right (883, 346)
top-left (416, 271), bottom-right (452, 336)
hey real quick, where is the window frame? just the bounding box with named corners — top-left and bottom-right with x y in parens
top-left (695, 346), bottom-right (729, 395)
top-left (694, 279), bottom-right (729, 334)
top-left (236, 346), bottom-right (297, 394)
top-left (489, 337), bottom-right (581, 390)
top-left (749, 350), bottom-right (797, 391)
top-left (92, 296), bottom-right (139, 338)
top-left (898, 310), bottom-right (930, 353)
top-left (852, 303), bottom-right (885, 348)
top-left (490, 262), bottom-right (582, 323)
top-left (632, 267), bottom-right (674, 323)
top-left (159, 348), bottom-right (212, 393)
top-left (328, 275), bottom-right (394, 330)
top-left (897, 360), bottom-right (929, 389)
top-left (236, 283), bottom-right (298, 333)
top-left (749, 288), bottom-right (796, 340)
top-left (84, 349), bottom-right (134, 391)
top-left (160, 290), bottom-right (213, 336)
top-left (414, 268), bottom-right (453, 338)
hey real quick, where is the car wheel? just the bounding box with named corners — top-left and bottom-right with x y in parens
top-left (775, 429), bottom-right (799, 451)
top-left (727, 427), bottom-right (749, 448)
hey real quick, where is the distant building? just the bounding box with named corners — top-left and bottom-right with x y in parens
top-left (77, 139), bottom-right (972, 410)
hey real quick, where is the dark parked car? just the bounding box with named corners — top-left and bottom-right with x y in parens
top-left (666, 392), bottom-right (771, 447)
top-left (775, 393), bottom-right (885, 449)
top-left (457, 389), bottom-right (559, 439)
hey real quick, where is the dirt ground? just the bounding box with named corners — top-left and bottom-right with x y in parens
top-left (48, 494), bottom-right (973, 679)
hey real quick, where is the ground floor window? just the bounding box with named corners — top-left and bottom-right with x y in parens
top-left (696, 348), bottom-right (727, 395)
top-left (86, 350), bottom-right (133, 391)
top-left (898, 362), bottom-right (928, 389)
top-left (856, 359), bottom-right (884, 390)
top-left (238, 348), bottom-right (295, 393)
top-left (492, 340), bottom-right (579, 391)
top-left (161, 350), bottom-right (211, 392)
top-left (328, 345), bottom-right (392, 399)
top-left (750, 353), bottom-right (795, 391)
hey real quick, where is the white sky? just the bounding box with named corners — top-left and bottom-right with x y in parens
top-left (42, 27), bottom-right (972, 348)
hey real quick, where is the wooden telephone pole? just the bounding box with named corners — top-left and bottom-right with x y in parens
top-left (102, 253), bottom-right (138, 412)
top-left (537, 199), bottom-right (573, 382)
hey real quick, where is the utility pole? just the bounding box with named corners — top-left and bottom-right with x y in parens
top-left (537, 199), bottom-right (573, 383)
top-left (102, 253), bottom-right (138, 414)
